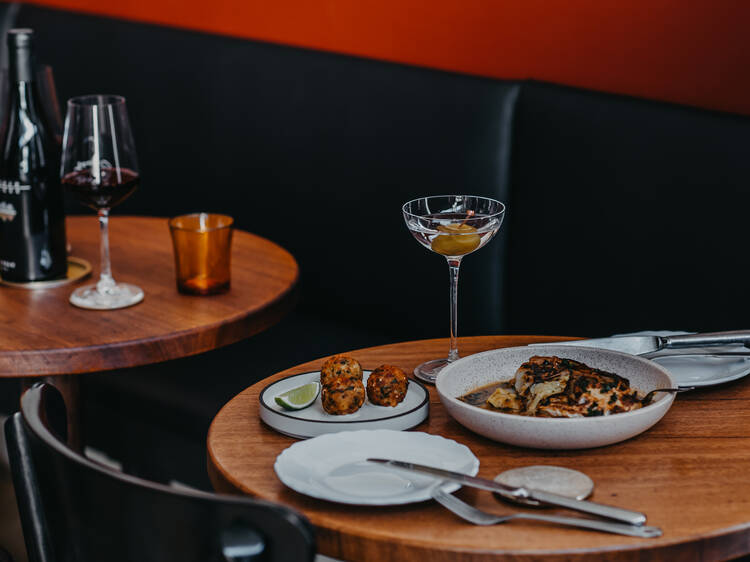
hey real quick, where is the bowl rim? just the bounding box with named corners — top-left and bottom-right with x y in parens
top-left (435, 344), bottom-right (676, 423)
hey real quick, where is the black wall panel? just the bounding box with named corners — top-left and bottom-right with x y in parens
top-left (12, 3), bottom-right (519, 341)
top-left (508, 82), bottom-right (750, 336)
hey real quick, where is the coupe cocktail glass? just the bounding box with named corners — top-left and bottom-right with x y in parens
top-left (403, 195), bottom-right (505, 383)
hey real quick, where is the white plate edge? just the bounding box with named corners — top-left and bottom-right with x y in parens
top-left (273, 429), bottom-right (480, 505)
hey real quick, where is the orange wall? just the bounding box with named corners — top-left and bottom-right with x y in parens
top-left (25, 0), bottom-right (750, 116)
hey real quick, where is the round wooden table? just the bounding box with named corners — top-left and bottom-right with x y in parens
top-left (207, 336), bottom-right (750, 562)
top-left (1, 215), bottom-right (298, 444)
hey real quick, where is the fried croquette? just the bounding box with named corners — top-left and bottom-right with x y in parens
top-left (320, 354), bottom-right (363, 387)
top-left (321, 376), bottom-right (366, 415)
top-left (366, 364), bottom-right (408, 407)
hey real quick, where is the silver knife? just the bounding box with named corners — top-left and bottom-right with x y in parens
top-left (529, 330), bottom-right (750, 355)
top-left (367, 458), bottom-right (646, 526)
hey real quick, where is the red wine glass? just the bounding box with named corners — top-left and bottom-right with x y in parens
top-left (61, 95), bottom-right (142, 309)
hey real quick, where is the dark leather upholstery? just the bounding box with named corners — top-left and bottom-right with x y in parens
top-left (16, 3), bottom-right (519, 341)
top-left (4, 383), bottom-right (316, 562)
top-left (507, 82), bottom-right (750, 336)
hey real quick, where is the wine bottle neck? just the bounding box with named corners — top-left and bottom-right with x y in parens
top-left (8, 28), bottom-right (34, 83)
top-left (10, 54), bottom-right (33, 84)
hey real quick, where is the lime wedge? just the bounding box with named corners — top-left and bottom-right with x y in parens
top-left (275, 382), bottom-right (320, 410)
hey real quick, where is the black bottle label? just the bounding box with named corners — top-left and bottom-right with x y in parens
top-left (0, 176), bottom-right (64, 279)
top-left (0, 29), bottom-right (67, 282)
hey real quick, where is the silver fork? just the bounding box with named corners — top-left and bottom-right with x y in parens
top-left (432, 487), bottom-right (662, 538)
top-left (641, 386), bottom-right (695, 405)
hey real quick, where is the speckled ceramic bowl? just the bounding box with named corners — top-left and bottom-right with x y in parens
top-left (436, 345), bottom-right (675, 449)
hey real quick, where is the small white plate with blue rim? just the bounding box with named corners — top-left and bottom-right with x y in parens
top-left (274, 429), bottom-right (479, 505)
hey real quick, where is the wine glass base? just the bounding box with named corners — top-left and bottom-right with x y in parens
top-left (69, 282), bottom-right (144, 310)
top-left (413, 358), bottom-right (455, 385)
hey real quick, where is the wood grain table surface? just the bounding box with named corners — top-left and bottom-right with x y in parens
top-left (207, 335), bottom-right (750, 562)
top-left (0, 215), bottom-right (299, 377)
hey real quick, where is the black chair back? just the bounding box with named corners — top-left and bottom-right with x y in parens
top-left (4, 383), bottom-right (316, 562)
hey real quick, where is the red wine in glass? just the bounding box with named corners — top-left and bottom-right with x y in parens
top-left (62, 167), bottom-right (139, 210)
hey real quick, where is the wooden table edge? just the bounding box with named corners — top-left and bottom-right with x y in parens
top-left (304, 528), bottom-right (750, 562)
top-left (4, 280), bottom-right (299, 377)
top-left (0, 215), bottom-right (300, 377)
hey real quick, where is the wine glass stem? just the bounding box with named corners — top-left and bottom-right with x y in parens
top-left (96, 208), bottom-right (116, 294)
top-left (447, 258), bottom-right (462, 362)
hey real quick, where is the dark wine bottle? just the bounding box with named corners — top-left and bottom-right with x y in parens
top-left (0, 28), bottom-right (66, 282)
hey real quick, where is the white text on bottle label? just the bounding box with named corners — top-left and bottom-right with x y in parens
top-left (0, 180), bottom-right (31, 195)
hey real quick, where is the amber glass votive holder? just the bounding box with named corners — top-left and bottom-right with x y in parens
top-left (168, 213), bottom-right (233, 295)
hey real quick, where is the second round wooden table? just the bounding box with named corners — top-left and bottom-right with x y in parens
top-left (0, 215), bottom-right (298, 375)
top-left (207, 336), bottom-right (750, 561)
top-left (0, 215), bottom-right (299, 444)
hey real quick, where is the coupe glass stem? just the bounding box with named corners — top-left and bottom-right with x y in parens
top-left (96, 208), bottom-right (116, 294)
top-left (447, 258), bottom-right (462, 362)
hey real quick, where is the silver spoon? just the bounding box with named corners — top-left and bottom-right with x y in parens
top-left (641, 387), bottom-right (694, 405)
top-left (432, 487), bottom-right (662, 538)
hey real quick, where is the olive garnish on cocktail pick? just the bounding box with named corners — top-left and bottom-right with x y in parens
top-left (431, 210), bottom-right (481, 256)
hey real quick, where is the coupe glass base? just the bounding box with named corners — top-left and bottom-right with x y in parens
top-left (69, 282), bottom-right (144, 310)
top-left (413, 358), bottom-right (454, 384)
